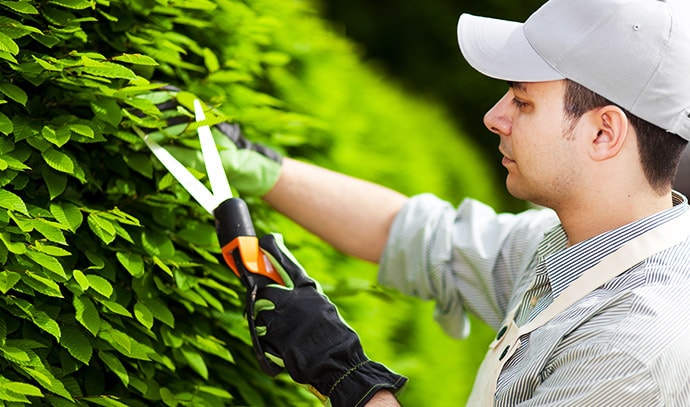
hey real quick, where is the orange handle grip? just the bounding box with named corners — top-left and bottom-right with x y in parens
top-left (221, 235), bottom-right (285, 286)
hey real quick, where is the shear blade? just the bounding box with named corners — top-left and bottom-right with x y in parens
top-left (194, 100), bottom-right (233, 202)
top-left (142, 134), bottom-right (220, 214)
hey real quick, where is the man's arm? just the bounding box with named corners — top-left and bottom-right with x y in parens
top-left (366, 390), bottom-right (401, 406)
top-left (264, 158), bottom-right (408, 263)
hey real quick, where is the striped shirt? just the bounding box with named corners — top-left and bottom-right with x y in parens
top-left (379, 192), bottom-right (690, 406)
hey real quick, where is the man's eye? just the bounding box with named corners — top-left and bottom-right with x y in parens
top-left (511, 98), bottom-right (527, 109)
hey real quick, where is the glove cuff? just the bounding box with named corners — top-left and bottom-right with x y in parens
top-left (327, 360), bottom-right (407, 407)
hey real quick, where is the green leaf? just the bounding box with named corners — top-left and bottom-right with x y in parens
top-left (61, 325), bottom-right (92, 364)
top-left (0, 381), bottom-right (42, 398)
top-left (122, 152), bottom-right (153, 177)
top-left (98, 328), bottom-right (131, 356)
top-left (85, 274), bottom-right (113, 297)
top-left (8, 211), bottom-right (32, 232)
top-left (180, 346), bottom-right (208, 379)
top-left (48, 0), bottom-right (93, 10)
top-left (91, 98), bottom-right (122, 127)
top-left (0, 112), bottom-right (13, 135)
top-left (82, 396), bottom-right (131, 407)
top-left (85, 250), bottom-right (105, 270)
top-left (73, 295), bottom-right (101, 336)
top-left (110, 221), bottom-right (134, 244)
top-left (0, 243), bottom-right (6, 266)
top-left (112, 53), bottom-right (158, 66)
top-left (0, 188), bottom-right (28, 215)
top-left (23, 271), bottom-right (63, 297)
top-left (142, 298), bottom-right (174, 328)
top-left (42, 170), bottom-right (67, 199)
top-left (104, 206), bottom-right (141, 226)
top-left (0, 342), bottom-right (32, 364)
top-left (33, 241), bottom-right (71, 257)
top-left (98, 351), bottom-right (129, 387)
top-left (196, 285), bottom-right (223, 312)
top-left (202, 47), bottom-right (219, 72)
top-left (29, 32), bottom-right (59, 48)
top-left (191, 335), bottom-right (234, 363)
top-left (80, 61), bottom-right (137, 79)
top-left (87, 213), bottom-right (116, 244)
top-left (197, 385), bottom-right (233, 400)
top-left (42, 126), bottom-right (70, 147)
top-left (116, 252), bottom-right (144, 277)
top-left (50, 202), bottom-right (83, 233)
top-left (34, 311), bottom-right (61, 341)
top-left (0, 232), bottom-right (26, 254)
top-left (141, 229), bottom-right (174, 257)
top-left (25, 250), bottom-right (67, 279)
top-left (19, 366), bottom-right (72, 400)
top-left (0, 82), bottom-right (27, 105)
top-left (100, 300), bottom-right (131, 317)
top-left (69, 124), bottom-right (94, 139)
top-left (9, 299), bottom-right (62, 341)
top-left (0, 50), bottom-right (16, 63)
top-left (0, 1), bottom-right (40, 14)
top-left (1, 155), bottom-right (29, 171)
top-left (31, 218), bottom-right (67, 245)
top-left (72, 269), bottom-right (89, 291)
top-left (159, 387), bottom-right (176, 406)
top-left (133, 302), bottom-right (153, 329)
top-left (0, 270), bottom-right (21, 294)
top-left (152, 256), bottom-right (173, 277)
top-left (0, 31), bottom-right (18, 55)
top-left (42, 148), bottom-right (75, 174)
top-left (32, 56), bottom-right (60, 71)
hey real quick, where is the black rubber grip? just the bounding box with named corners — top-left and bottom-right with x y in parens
top-left (214, 198), bottom-right (256, 247)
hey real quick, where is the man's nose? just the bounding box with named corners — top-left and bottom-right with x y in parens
top-left (483, 92), bottom-right (512, 136)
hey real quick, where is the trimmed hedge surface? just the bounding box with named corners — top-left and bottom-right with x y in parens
top-left (0, 0), bottom-right (497, 405)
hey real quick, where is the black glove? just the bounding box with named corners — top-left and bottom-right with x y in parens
top-left (250, 234), bottom-right (407, 407)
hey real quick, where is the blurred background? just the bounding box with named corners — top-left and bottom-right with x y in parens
top-left (318, 0), bottom-right (545, 212)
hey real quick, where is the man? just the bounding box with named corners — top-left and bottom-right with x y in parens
top-left (178, 0), bottom-right (690, 405)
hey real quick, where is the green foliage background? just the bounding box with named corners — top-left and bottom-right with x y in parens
top-left (0, 0), bottom-right (501, 405)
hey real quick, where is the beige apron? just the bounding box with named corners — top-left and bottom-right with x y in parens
top-left (467, 210), bottom-right (690, 406)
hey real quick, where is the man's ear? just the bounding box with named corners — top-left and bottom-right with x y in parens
top-left (589, 105), bottom-right (630, 161)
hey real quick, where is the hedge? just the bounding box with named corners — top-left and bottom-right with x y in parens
top-left (0, 0), bottom-right (498, 405)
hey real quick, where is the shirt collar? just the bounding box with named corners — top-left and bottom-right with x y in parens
top-left (536, 190), bottom-right (689, 299)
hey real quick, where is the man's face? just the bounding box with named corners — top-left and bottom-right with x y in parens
top-left (483, 80), bottom-right (584, 208)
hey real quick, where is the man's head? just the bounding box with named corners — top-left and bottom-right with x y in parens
top-left (457, 0), bottom-right (690, 194)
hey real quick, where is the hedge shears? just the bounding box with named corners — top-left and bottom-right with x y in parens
top-left (141, 99), bottom-right (284, 374)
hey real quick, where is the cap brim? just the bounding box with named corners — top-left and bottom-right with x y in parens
top-left (457, 13), bottom-right (564, 82)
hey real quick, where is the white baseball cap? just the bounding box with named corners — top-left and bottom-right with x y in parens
top-left (457, 0), bottom-right (690, 141)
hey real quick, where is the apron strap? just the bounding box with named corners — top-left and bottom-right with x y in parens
top-left (467, 209), bottom-right (690, 406)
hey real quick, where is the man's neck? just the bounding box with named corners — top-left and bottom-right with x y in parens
top-left (556, 191), bottom-right (674, 247)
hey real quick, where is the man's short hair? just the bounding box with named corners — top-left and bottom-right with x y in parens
top-left (563, 80), bottom-right (688, 194)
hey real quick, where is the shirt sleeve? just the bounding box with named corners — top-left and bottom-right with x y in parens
top-left (378, 193), bottom-right (558, 338)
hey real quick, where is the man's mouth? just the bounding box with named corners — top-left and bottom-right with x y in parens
top-left (499, 148), bottom-right (515, 165)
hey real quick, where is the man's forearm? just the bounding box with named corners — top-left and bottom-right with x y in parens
top-left (264, 158), bottom-right (408, 262)
top-left (366, 390), bottom-right (401, 406)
